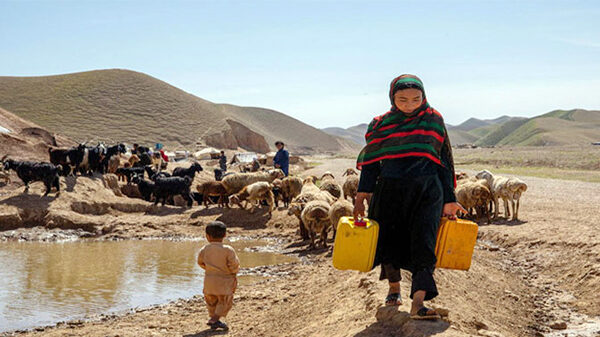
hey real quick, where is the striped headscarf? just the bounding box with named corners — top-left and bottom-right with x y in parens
top-left (356, 75), bottom-right (455, 183)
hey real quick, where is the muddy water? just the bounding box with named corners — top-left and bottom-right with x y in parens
top-left (0, 239), bottom-right (296, 333)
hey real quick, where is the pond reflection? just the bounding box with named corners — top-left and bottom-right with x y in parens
top-left (0, 239), bottom-right (295, 332)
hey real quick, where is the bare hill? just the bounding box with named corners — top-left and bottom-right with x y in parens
top-left (326, 110), bottom-right (600, 147)
top-left (0, 69), bottom-right (359, 154)
top-left (0, 106), bottom-right (73, 161)
top-left (321, 123), bottom-right (367, 146)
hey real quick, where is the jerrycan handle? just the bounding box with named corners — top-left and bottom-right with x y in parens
top-left (354, 217), bottom-right (367, 227)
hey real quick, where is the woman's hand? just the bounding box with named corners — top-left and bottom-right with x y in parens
top-left (353, 192), bottom-right (372, 221)
top-left (442, 202), bottom-right (467, 220)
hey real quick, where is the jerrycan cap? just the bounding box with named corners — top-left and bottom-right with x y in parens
top-left (354, 218), bottom-right (367, 227)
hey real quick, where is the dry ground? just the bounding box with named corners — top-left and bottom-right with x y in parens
top-left (0, 157), bottom-right (599, 337)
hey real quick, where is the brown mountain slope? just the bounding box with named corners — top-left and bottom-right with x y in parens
top-left (0, 107), bottom-right (73, 161)
top-left (0, 69), bottom-right (359, 154)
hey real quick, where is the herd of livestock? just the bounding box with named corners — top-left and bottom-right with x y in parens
top-left (0, 141), bottom-right (528, 249)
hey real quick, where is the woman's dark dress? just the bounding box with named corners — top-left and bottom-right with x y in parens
top-left (358, 148), bottom-right (455, 301)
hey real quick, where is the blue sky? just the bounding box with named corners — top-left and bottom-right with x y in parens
top-left (1, 0), bottom-right (599, 128)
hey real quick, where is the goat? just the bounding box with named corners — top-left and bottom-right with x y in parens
top-left (132, 174), bottom-right (155, 201)
top-left (172, 162), bottom-right (203, 179)
top-left (153, 176), bottom-right (193, 207)
top-left (101, 143), bottom-right (126, 173)
top-left (196, 181), bottom-right (229, 208)
top-left (2, 157), bottom-right (61, 196)
top-left (48, 147), bottom-right (77, 176)
top-left (144, 166), bottom-right (171, 181)
top-left (116, 166), bottom-right (145, 184)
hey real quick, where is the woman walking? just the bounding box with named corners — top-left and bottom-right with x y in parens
top-left (353, 74), bottom-right (466, 320)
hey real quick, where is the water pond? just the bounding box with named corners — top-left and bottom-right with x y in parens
top-left (0, 239), bottom-right (296, 332)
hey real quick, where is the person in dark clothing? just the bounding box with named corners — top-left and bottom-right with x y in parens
top-left (353, 74), bottom-right (466, 320)
top-left (219, 151), bottom-right (227, 171)
top-left (273, 141), bottom-right (289, 176)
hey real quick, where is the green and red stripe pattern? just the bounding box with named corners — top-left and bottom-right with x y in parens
top-left (357, 105), bottom-right (447, 168)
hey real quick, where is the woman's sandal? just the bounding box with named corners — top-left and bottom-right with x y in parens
top-left (385, 293), bottom-right (402, 306)
top-left (209, 320), bottom-right (229, 330)
top-left (410, 307), bottom-right (441, 320)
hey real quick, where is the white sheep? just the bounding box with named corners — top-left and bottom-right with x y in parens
top-left (301, 200), bottom-right (332, 249)
top-left (342, 175), bottom-right (359, 204)
top-left (476, 170), bottom-right (527, 221)
top-left (301, 176), bottom-right (321, 194)
top-left (504, 177), bottom-right (528, 221)
top-left (228, 181), bottom-right (275, 215)
top-left (328, 199), bottom-right (353, 238)
top-left (221, 168), bottom-right (284, 194)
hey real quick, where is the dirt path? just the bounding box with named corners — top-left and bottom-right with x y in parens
top-left (2, 159), bottom-right (599, 336)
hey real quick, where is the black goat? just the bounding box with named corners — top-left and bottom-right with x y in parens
top-left (214, 168), bottom-right (223, 181)
top-left (134, 152), bottom-right (152, 167)
top-left (116, 167), bottom-right (145, 184)
top-left (144, 166), bottom-right (171, 181)
top-left (191, 192), bottom-right (220, 205)
top-left (153, 176), bottom-right (193, 207)
top-left (101, 143), bottom-right (126, 173)
top-left (172, 162), bottom-right (203, 179)
top-left (132, 174), bottom-right (155, 202)
top-left (48, 147), bottom-right (79, 176)
top-left (71, 143), bottom-right (105, 175)
top-left (2, 158), bottom-right (61, 196)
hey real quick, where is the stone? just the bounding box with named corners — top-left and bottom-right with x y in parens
top-left (549, 322), bottom-right (567, 330)
top-left (477, 331), bottom-right (505, 337)
top-left (375, 306), bottom-right (411, 326)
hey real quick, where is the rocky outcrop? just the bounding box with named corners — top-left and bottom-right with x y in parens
top-left (204, 119), bottom-right (270, 153)
top-left (226, 119), bottom-right (270, 153)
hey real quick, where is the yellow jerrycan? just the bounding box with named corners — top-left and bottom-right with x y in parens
top-left (332, 216), bottom-right (379, 272)
top-left (435, 217), bottom-right (478, 270)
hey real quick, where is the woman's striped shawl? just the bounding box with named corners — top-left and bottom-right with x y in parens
top-left (356, 100), bottom-right (454, 181)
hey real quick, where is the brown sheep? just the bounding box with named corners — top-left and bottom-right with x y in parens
top-left (342, 168), bottom-right (357, 176)
top-left (328, 199), bottom-right (353, 238)
top-left (342, 175), bottom-right (359, 204)
top-left (301, 200), bottom-right (331, 249)
top-left (456, 171), bottom-right (469, 181)
top-left (320, 180), bottom-right (342, 199)
top-left (196, 181), bottom-right (229, 208)
top-left (288, 190), bottom-right (336, 240)
top-left (455, 179), bottom-right (492, 224)
top-left (320, 171), bottom-right (335, 181)
top-left (281, 176), bottom-right (303, 207)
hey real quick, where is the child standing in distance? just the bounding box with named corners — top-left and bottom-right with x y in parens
top-left (197, 221), bottom-right (240, 330)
